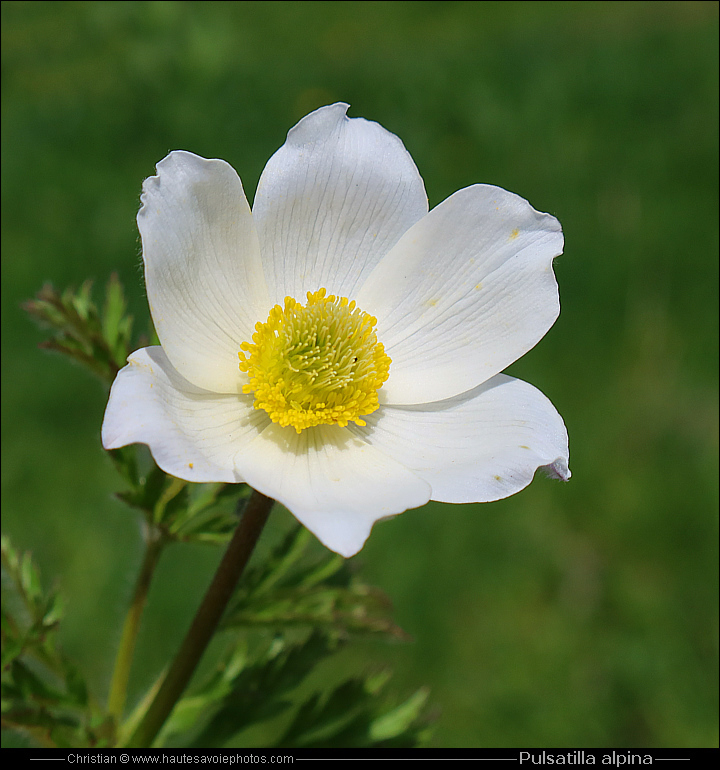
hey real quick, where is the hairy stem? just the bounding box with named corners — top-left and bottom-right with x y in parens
top-left (125, 489), bottom-right (274, 748)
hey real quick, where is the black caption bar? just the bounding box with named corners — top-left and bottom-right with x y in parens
top-left (3, 747), bottom-right (717, 765)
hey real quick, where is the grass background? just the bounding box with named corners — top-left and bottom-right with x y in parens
top-left (2, 0), bottom-right (718, 748)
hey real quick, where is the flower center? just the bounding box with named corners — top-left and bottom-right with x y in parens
top-left (238, 288), bottom-right (391, 433)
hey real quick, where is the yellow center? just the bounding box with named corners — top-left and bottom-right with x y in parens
top-left (238, 288), bottom-right (391, 433)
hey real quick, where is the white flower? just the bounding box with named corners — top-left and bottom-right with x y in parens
top-left (102, 103), bottom-right (570, 558)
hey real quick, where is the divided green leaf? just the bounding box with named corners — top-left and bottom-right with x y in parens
top-left (1, 536), bottom-right (97, 748)
top-left (23, 275), bottom-right (135, 386)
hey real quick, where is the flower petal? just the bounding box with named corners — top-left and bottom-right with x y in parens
top-left (252, 103), bottom-right (428, 304)
top-left (232, 423), bottom-right (431, 557)
top-left (102, 347), bottom-right (269, 482)
top-left (139, 151), bottom-right (269, 393)
top-left (357, 185), bottom-right (563, 404)
top-left (349, 374), bottom-right (570, 503)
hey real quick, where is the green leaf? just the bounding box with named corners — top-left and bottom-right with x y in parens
top-left (108, 446), bottom-right (140, 489)
top-left (115, 462), bottom-right (169, 518)
top-left (243, 527), bottom-right (317, 596)
top-left (102, 273), bottom-right (134, 366)
top-left (277, 678), bottom-right (368, 747)
top-left (23, 276), bottom-right (138, 386)
top-left (369, 687), bottom-right (430, 743)
top-left (41, 592), bottom-right (64, 628)
top-left (111, 448), bottom-right (248, 546)
top-left (173, 631), bottom-right (336, 748)
top-left (226, 524), bottom-right (409, 641)
top-left (2, 534), bottom-right (19, 573)
top-left (167, 483), bottom-right (247, 544)
top-left (20, 552), bottom-right (42, 606)
top-left (277, 674), bottom-right (432, 748)
top-left (1, 535), bottom-right (95, 748)
top-left (6, 659), bottom-right (66, 704)
top-left (63, 660), bottom-right (89, 709)
top-left (151, 477), bottom-right (188, 526)
top-left (224, 584), bottom-right (410, 640)
top-left (142, 518), bottom-right (433, 748)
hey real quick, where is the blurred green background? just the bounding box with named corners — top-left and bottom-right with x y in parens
top-left (2, 0), bottom-right (718, 749)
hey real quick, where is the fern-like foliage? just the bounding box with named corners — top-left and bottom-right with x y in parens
top-left (1, 536), bottom-right (109, 747)
top-left (12, 277), bottom-right (435, 749)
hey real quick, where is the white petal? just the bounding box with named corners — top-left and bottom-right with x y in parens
top-left (139, 151), bottom-right (269, 393)
top-left (232, 423), bottom-right (431, 557)
top-left (102, 347), bottom-right (269, 483)
top-left (349, 374), bottom-right (570, 503)
top-left (357, 185), bottom-right (563, 404)
top-left (252, 103), bottom-right (428, 304)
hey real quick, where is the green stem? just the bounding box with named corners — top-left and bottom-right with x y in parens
top-left (125, 489), bottom-right (274, 748)
top-left (108, 525), bottom-right (164, 721)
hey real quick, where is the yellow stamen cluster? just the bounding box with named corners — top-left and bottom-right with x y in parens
top-left (238, 289), bottom-right (391, 433)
